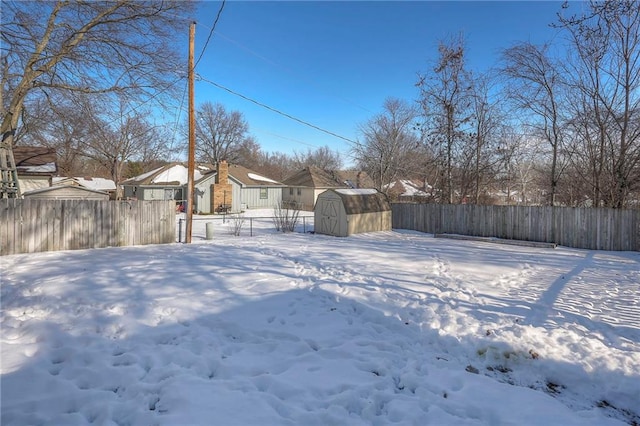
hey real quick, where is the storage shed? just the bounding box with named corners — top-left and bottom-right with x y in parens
top-left (22, 185), bottom-right (110, 200)
top-left (314, 189), bottom-right (391, 237)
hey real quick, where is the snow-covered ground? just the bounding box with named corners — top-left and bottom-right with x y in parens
top-left (2, 210), bottom-right (639, 425)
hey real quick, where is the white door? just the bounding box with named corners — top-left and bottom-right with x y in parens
top-left (318, 198), bottom-right (340, 235)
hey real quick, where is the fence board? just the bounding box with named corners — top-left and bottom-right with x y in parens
top-left (0, 200), bottom-right (175, 255)
top-left (391, 203), bottom-right (639, 251)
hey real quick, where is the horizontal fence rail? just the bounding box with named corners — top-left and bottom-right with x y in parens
top-left (1, 199), bottom-right (175, 256)
top-left (391, 203), bottom-right (639, 251)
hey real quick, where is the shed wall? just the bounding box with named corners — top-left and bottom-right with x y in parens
top-left (347, 211), bottom-right (392, 235)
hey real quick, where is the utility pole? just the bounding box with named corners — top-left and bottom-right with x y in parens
top-left (185, 21), bottom-right (196, 243)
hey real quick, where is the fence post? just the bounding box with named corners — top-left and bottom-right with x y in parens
top-left (178, 218), bottom-right (184, 243)
top-left (250, 217), bottom-right (253, 237)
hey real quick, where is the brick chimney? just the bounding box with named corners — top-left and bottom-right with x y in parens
top-left (216, 160), bottom-right (229, 184)
top-left (211, 160), bottom-right (233, 213)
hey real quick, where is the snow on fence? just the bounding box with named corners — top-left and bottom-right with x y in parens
top-left (391, 203), bottom-right (640, 251)
top-left (0, 199), bottom-right (175, 255)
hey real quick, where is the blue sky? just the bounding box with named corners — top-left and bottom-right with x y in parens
top-left (188, 1), bottom-right (567, 165)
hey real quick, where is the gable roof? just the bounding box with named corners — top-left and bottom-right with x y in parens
top-left (283, 166), bottom-right (373, 189)
top-left (23, 185), bottom-right (109, 198)
top-left (227, 164), bottom-right (283, 187)
top-left (53, 177), bottom-right (116, 191)
top-left (122, 163), bottom-right (214, 186)
top-left (200, 164), bottom-right (283, 186)
top-left (385, 180), bottom-right (430, 197)
top-left (328, 188), bottom-right (391, 214)
top-left (13, 146), bottom-right (57, 175)
top-left (196, 164), bottom-right (283, 187)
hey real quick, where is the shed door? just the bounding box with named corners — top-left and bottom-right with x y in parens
top-left (318, 198), bottom-right (340, 235)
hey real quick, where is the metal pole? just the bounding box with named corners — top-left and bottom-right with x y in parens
top-left (178, 218), bottom-right (184, 243)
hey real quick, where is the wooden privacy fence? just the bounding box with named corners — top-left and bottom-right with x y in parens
top-left (0, 199), bottom-right (175, 256)
top-left (391, 203), bottom-right (640, 251)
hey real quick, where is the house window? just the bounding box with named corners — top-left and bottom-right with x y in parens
top-left (260, 188), bottom-right (268, 199)
top-left (289, 188), bottom-right (293, 196)
top-left (297, 188), bottom-right (302, 196)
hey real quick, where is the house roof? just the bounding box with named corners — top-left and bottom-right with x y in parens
top-left (283, 166), bottom-right (374, 189)
top-left (327, 188), bottom-right (391, 215)
top-left (385, 180), bottom-right (430, 197)
top-left (53, 177), bottom-right (116, 191)
top-left (226, 164), bottom-right (283, 187)
top-left (23, 185), bottom-right (109, 197)
top-left (196, 164), bottom-right (283, 187)
top-left (13, 146), bottom-right (57, 175)
top-left (122, 163), bottom-right (214, 186)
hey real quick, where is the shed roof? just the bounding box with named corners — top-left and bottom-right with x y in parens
top-left (23, 185), bottom-right (109, 197)
top-left (323, 189), bottom-right (391, 215)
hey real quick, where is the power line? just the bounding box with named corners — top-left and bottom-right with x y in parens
top-left (212, 30), bottom-right (372, 114)
top-left (195, 0), bottom-right (226, 68)
top-left (169, 80), bottom-right (189, 151)
top-left (198, 76), bottom-right (357, 144)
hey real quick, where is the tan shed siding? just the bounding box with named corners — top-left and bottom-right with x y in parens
top-left (315, 189), bottom-right (391, 237)
top-left (347, 211), bottom-right (392, 236)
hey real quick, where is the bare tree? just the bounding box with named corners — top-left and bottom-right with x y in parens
top-left (77, 97), bottom-right (169, 196)
top-left (1, 0), bottom-right (191, 197)
top-left (558, 0), bottom-right (640, 208)
top-left (353, 98), bottom-right (420, 193)
top-left (16, 93), bottom-right (89, 176)
top-left (417, 34), bottom-right (473, 204)
top-left (195, 102), bottom-right (253, 164)
top-left (467, 73), bottom-right (505, 204)
top-left (292, 146), bottom-right (343, 171)
top-left (500, 42), bottom-right (568, 206)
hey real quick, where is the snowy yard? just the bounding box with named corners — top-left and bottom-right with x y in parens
top-left (1, 213), bottom-right (639, 425)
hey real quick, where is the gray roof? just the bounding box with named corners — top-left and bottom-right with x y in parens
top-left (283, 166), bottom-right (374, 189)
top-left (199, 164), bottom-right (283, 187)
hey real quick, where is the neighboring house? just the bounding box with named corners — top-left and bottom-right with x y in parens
top-left (52, 177), bottom-right (117, 199)
top-left (13, 146), bottom-right (58, 193)
top-left (282, 166), bottom-right (374, 211)
top-left (314, 188), bottom-right (392, 237)
top-left (385, 179), bottom-right (431, 201)
top-left (194, 162), bottom-right (284, 214)
top-left (23, 185), bottom-right (110, 200)
top-left (121, 162), bottom-right (214, 203)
